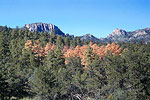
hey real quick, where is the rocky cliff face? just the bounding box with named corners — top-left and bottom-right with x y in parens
top-left (22, 22), bottom-right (65, 36)
top-left (102, 28), bottom-right (150, 43)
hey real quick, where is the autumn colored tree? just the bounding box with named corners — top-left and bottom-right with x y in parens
top-left (64, 42), bottom-right (122, 65)
top-left (25, 40), bottom-right (122, 67)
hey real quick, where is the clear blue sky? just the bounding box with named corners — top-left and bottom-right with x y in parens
top-left (0, 0), bottom-right (150, 38)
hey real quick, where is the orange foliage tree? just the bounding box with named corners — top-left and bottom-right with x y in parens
top-left (64, 42), bottom-right (122, 65)
top-left (24, 40), bottom-right (55, 60)
top-left (24, 40), bottom-right (122, 65)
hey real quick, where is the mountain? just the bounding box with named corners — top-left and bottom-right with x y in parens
top-left (22, 22), bottom-right (65, 36)
top-left (101, 28), bottom-right (150, 43)
top-left (21, 22), bottom-right (150, 43)
top-left (80, 34), bottom-right (100, 42)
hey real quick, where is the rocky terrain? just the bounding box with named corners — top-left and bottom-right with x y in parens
top-left (101, 28), bottom-right (150, 43)
top-left (22, 22), bottom-right (65, 36)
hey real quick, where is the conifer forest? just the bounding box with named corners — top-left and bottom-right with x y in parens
top-left (0, 26), bottom-right (150, 100)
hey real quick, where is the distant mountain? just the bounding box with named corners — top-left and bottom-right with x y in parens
top-left (21, 22), bottom-right (150, 43)
top-left (101, 28), bottom-right (150, 43)
top-left (22, 22), bottom-right (65, 36)
top-left (80, 34), bottom-right (100, 42)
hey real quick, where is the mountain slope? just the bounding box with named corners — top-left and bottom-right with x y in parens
top-left (101, 28), bottom-right (150, 43)
top-left (80, 34), bottom-right (100, 42)
top-left (22, 22), bottom-right (65, 36)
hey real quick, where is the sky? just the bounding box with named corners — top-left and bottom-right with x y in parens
top-left (0, 0), bottom-right (150, 38)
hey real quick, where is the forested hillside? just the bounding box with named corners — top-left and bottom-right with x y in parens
top-left (0, 26), bottom-right (150, 100)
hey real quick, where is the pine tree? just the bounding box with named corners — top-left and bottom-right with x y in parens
top-left (72, 37), bottom-right (81, 47)
top-left (49, 29), bottom-right (57, 44)
top-left (29, 64), bottom-right (57, 100)
top-left (56, 35), bottom-right (64, 47)
top-left (30, 46), bottom-right (67, 99)
top-left (66, 57), bottom-right (88, 99)
top-left (39, 32), bottom-right (49, 46)
top-left (85, 45), bottom-right (94, 67)
top-left (123, 45), bottom-right (150, 99)
top-left (0, 27), bottom-right (11, 99)
top-left (64, 36), bottom-right (71, 46)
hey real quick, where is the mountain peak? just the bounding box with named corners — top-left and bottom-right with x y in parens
top-left (84, 34), bottom-right (93, 37)
top-left (107, 28), bottom-right (127, 38)
top-left (144, 27), bottom-right (150, 30)
top-left (102, 27), bottom-right (150, 43)
top-left (80, 33), bottom-right (100, 42)
top-left (22, 22), bottom-right (65, 36)
top-left (112, 28), bottom-right (126, 35)
top-left (113, 28), bottom-right (124, 31)
top-left (25, 22), bottom-right (51, 25)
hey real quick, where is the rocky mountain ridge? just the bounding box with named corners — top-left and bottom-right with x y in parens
top-left (102, 28), bottom-right (150, 42)
top-left (22, 22), bottom-right (65, 36)
top-left (80, 34), bottom-right (100, 42)
top-left (21, 22), bottom-right (150, 43)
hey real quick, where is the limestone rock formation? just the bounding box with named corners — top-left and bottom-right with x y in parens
top-left (22, 22), bottom-right (65, 36)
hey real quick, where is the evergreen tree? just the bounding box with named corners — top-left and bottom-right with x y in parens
top-left (30, 46), bottom-right (66, 99)
top-left (49, 29), bottom-right (57, 44)
top-left (123, 45), bottom-right (150, 99)
top-left (30, 64), bottom-right (57, 100)
top-left (64, 36), bottom-right (71, 46)
top-left (0, 27), bottom-right (11, 99)
top-left (39, 32), bottom-right (49, 46)
top-left (66, 57), bottom-right (88, 99)
top-left (56, 35), bottom-right (64, 47)
top-left (72, 37), bottom-right (81, 47)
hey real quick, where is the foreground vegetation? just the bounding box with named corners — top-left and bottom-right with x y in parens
top-left (0, 26), bottom-right (150, 100)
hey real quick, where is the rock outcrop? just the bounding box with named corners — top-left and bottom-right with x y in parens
top-left (22, 22), bottom-right (65, 36)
